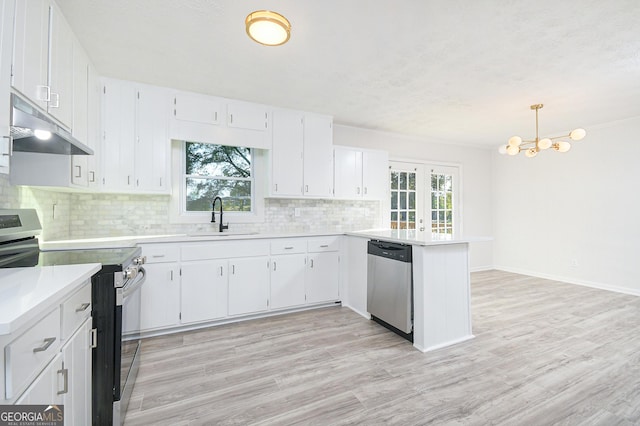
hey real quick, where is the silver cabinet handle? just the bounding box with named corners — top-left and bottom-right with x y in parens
top-left (33, 337), bottom-right (56, 353)
top-left (90, 328), bottom-right (98, 349)
top-left (37, 85), bottom-right (51, 102)
top-left (57, 368), bottom-right (68, 395)
top-left (89, 171), bottom-right (96, 182)
top-left (229, 113), bottom-right (233, 124)
top-left (75, 302), bottom-right (90, 312)
top-left (284, 246), bottom-right (294, 250)
top-left (232, 264), bottom-right (235, 274)
top-left (273, 261), bottom-right (277, 271)
top-left (320, 244), bottom-right (329, 248)
top-left (357, 187), bottom-right (361, 194)
top-left (152, 254), bottom-right (165, 258)
top-left (219, 266), bottom-right (223, 276)
top-left (50, 92), bottom-right (60, 108)
top-left (74, 165), bottom-right (82, 178)
top-left (310, 259), bottom-right (314, 268)
top-left (364, 187), bottom-right (368, 195)
top-left (305, 185), bottom-right (309, 193)
top-left (214, 111), bottom-right (218, 121)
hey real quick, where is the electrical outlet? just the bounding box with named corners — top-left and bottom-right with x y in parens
top-left (570, 258), bottom-right (579, 268)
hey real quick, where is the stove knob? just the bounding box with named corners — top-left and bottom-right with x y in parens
top-left (123, 267), bottom-right (138, 280)
top-left (133, 256), bottom-right (146, 265)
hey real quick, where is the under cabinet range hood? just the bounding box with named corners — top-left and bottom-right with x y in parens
top-left (9, 93), bottom-right (94, 155)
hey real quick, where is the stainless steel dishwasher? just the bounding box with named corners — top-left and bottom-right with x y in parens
top-left (367, 240), bottom-right (413, 341)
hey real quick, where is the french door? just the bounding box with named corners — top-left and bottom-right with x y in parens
top-left (389, 161), bottom-right (460, 237)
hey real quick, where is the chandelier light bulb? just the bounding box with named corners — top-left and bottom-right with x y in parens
top-left (525, 148), bottom-right (538, 158)
top-left (498, 145), bottom-right (508, 155)
top-left (569, 128), bottom-right (586, 141)
top-left (538, 138), bottom-right (552, 150)
top-left (506, 145), bottom-right (520, 156)
top-left (508, 136), bottom-right (522, 147)
top-left (554, 141), bottom-right (572, 153)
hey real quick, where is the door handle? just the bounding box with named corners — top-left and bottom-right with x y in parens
top-left (75, 302), bottom-right (91, 312)
top-left (57, 368), bottom-right (68, 395)
top-left (33, 337), bottom-right (56, 353)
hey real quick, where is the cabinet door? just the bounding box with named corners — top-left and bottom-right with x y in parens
top-left (270, 254), bottom-right (306, 309)
top-left (15, 353), bottom-right (64, 405)
top-left (362, 150), bottom-right (389, 200)
top-left (228, 256), bottom-right (270, 316)
top-left (71, 39), bottom-right (89, 186)
top-left (102, 79), bottom-right (135, 190)
top-left (333, 147), bottom-right (362, 199)
top-left (306, 252), bottom-right (340, 304)
top-left (86, 62), bottom-right (100, 188)
top-left (48, 1), bottom-right (74, 128)
top-left (181, 260), bottom-right (228, 324)
top-left (227, 101), bottom-right (268, 131)
top-left (271, 109), bottom-right (303, 196)
top-left (173, 92), bottom-right (222, 125)
top-left (60, 318), bottom-right (92, 426)
top-left (0, 0), bottom-right (14, 173)
top-left (140, 262), bottom-right (180, 331)
top-left (135, 85), bottom-right (169, 192)
top-left (303, 114), bottom-right (333, 197)
top-left (12, 0), bottom-right (49, 109)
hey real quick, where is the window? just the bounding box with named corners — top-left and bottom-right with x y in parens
top-left (390, 169), bottom-right (417, 230)
top-left (430, 170), bottom-right (454, 234)
top-left (183, 142), bottom-right (253, 213)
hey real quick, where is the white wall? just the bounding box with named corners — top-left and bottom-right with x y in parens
top-left (493, 115), bottom-right (640, 295)
top-left (334, 124), bottom-right (494, 271)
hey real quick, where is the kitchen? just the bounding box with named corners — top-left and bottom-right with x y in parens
top-left (1, 0), bottom-right (640, 425)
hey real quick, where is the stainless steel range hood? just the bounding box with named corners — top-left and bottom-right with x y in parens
top-left (10, 93), bottom-right (94, 155)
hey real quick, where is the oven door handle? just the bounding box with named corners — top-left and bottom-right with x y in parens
top-left (122, 267), bottom-right (146, 300)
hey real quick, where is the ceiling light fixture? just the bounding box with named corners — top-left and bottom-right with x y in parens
top-left (498, 104), bottom-right (586, 158)
top-left (245, 10), bottom-right (291, 46)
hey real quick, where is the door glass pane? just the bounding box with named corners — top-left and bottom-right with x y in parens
top-left (409, 173), bottom-right (415, 190)
top-left (391, 191), bottom-right (398, 209)
top-left (409, 192), bottom-right (415, 209)
top-left (400, 192), bottom-right (407, 209)
top-left (391, 172), bottom-right (399, 190)
top-left (399, 173), bottom-right (407, 190)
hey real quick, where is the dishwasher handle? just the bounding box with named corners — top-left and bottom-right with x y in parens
top-left (367, 240), bottom-right (412, 262)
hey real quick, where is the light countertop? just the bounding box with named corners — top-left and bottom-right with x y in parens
top-left (40, 231), bottom-right (344, 250)
top-left (345, 229), bottom-right (492, 246)
top-left (0, 263), bottom-right (101, 335)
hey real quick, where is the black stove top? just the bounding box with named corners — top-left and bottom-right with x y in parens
top-left (0, 246), bottom-right (141, 271)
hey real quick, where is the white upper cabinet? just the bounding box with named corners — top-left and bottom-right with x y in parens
top-left (303, 113), bottom-right (334, 197)
top-left (101, 79), bottom-right (170, 194)
top-left (47, 1), bottom-right (73, 128)
top-left (135, 84), bottom-right (169, 192)
top-left (101, 79), bottom-right (136, 191)
top-left (70, 37), bottom-right (89, 186)
top-left (12, 0), bottom-right (50, 110)
top-left (227, 100), bottom-right (268, 131)
top-left (173, 92), bottom-right (222, 125)
top-left (271, 108), bottom-right (304, 196)
top-left (0, 0), bottom-right (16, 173)
top-left (269, 110), bottom-right (334, 198)
top-left (333, 145), bottom-right (388, 200)
top-left (169, 90), bottom-right (271, 149)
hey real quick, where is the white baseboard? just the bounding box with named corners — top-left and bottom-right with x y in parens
top-left (493, 266), bottom-right (640, 297)
top-left (414, 334), bottom-right (475, 353)
top-left (470, 265), bottom-right (494, 273)
top-left (342, 303), bottom-right (371, 320)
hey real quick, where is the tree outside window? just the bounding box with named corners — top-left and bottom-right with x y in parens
top-left (184, 142), bottom-right (253, 212)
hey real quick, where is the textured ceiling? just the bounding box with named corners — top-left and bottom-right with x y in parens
top-left (57, 0), bottom-right (640, 147)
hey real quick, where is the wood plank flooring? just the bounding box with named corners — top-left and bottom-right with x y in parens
top-left (124, 270), bottom-right (640, 425)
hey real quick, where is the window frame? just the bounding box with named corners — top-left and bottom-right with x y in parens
top-left (169, 140), bottom-right (266, 225)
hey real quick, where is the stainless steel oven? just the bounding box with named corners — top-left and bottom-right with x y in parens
top-left (0, 209), bottom-right (147, 426)
top-left (114, 262), bottom-right (145, 424)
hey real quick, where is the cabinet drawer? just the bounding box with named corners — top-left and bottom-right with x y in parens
top-left (307, 236), bottom-right (340, 252)
top-left (182, 241), bottom-right (270, 261)
top-left (270, 239), bottom-right (306, 255)
top-left (61, 283), bottom-right (91, 341)
top-left (141, 244), bottom-right (180, 263)
top-left (4, 308), bottom-right (61, 400)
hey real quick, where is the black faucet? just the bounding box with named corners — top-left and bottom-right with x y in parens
top-left (211, 196), bottom-right (229, 233)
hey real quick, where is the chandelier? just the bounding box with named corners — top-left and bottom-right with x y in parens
top-left (498, 104), bottom-right (586, 158)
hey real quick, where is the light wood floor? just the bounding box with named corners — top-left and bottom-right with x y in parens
top-left (124, 270), bottom-right (640, 425)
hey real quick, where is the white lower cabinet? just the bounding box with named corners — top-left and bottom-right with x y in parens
top-left (11, 284), bottom-right (94, 425)
top-left (270, 254), bottom-right (307, 309)
top-left (306, 252), bottom-right (340, 304)
top-left (228, 256), bottom-right (270, 316)
top-left (139, 262), bottom-right (180, 331)
top-left (181, 260), bottom-right (228, 324)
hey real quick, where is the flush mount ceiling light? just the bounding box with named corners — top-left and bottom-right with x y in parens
top-left (498, 104), bottom-right (586, 158)
top-left (245, 10), bottom-right (291, 46)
